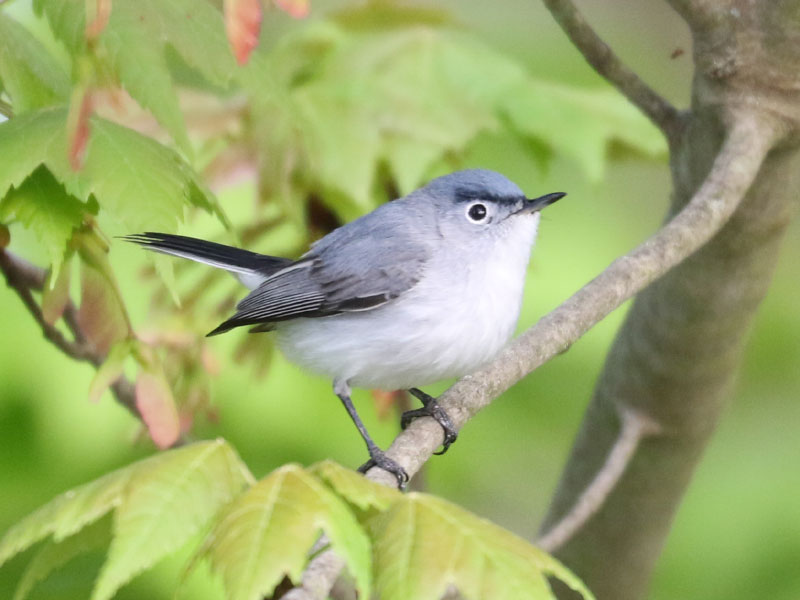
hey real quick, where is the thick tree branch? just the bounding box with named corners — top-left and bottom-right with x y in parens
top-left (285, 110), bottom-right (782, 599)
top-left (0, 249), bottom-right (139, 417)
top-left (665, 0), bottom-right (726, 30)
top-left (541, 0), bottom-right (685, 145)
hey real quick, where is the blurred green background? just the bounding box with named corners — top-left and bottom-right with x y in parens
top-left (2, 1), bottom-right (799, 599)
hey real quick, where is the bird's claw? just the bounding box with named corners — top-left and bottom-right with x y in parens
top-left (401, 397), bottom-right (458, 455)
top-left (358, 451), bottom-right (409, 490)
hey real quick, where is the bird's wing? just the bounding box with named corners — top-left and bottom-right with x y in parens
top-left (208, 207), bottom-right (433, 335)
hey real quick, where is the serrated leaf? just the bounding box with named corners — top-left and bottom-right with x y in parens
top-left (88, 339), bottom-right (133, 403)
top-left (0, 12), bottom-right (70, 113)
top-left (92, 439), bottom-right (250, 600)
top-left (250, 21), bottom-right (665, 216)
top-left (32, 0), bottom-right (86, 54)
top-left (0, 108), bottom-right (64, 197)
top-left (0, 165), bottom-right (84, 278)
top-left (98, 5), bottom-right (191, 155)
top-left (308, 460), bottom-right (400, 513)
top-left (371, 493), bottom-right (594, 600)
top-left (14, 516), bottom-right (112, 600)
top-left (0, 107), bottom-right (228, 293)
top-left (200, 463), bottom-right (371, 600)
top-left (134, 365), bottom-right (180, 450)
top-left (0, 464), bottom-right (134, 567)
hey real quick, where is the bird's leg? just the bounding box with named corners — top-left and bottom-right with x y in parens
top-left (401, 388), bottom-right (458, 455)
top-left (333, 380), bottom-right (408, 489)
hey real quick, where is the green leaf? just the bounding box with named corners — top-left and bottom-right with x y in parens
top-left (0, 107), bottom-right (229, 291)
top-left (32, 0), bottom-right (86, 54)
top-left (0, 108), bottom-right (64, 202)
top-left (36, 0), bottom-right (238, 154)
top-left (14, 516), bottom-right (112, 600)
top-left (308, 460), bottom-right (401, 513)
top-left (502, 80), bottom-right (666, 181)
top-left (249, 21), bottom-right (665, 217)
top-left (200, 464), bottom-right (371, 600)
top-left (92, 439), bottom-right (250, 600)
top-left (0, 464), bottom-right (135, 568)
top-left (370, 493), bottom-right (595, 600)
top-left (0, 12), bottom-right (70, 112)
top-left (0, 165), bottom-right (85, 279)
top-left (98, 5), bottom-right (191, 155)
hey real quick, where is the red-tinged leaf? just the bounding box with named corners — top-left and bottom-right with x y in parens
top-left (85, 0), bottom-right (112, 40)
top-left (66, 87), bottom-right (94, 171)
top-left (77, 259), bottom-right (128, 356)
top-left (42, 255), bottom-right (72, 325)
top-left (224, 0), bottom-right (263, 65)
top-left (274, 0), bottom-right (309, 19)
top-left (0, 224), bottom-right (8, 248)
top-left (135, 368), bottom-right (180, 449)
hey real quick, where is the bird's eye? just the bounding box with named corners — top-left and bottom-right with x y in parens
top-left (466, 203), bottom-right (488, 223)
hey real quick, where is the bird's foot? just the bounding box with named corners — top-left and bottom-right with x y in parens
top-left (358, 449), bottom-right (409, 490)
top-left (402, 389), bottom-right (458, 455)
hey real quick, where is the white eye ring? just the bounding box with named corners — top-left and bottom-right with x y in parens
top-left (466, 202), bottom-right (489, 223)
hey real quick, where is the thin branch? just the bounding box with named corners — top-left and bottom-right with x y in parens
top-left (285, 110), bottom-right (782, 599)
top-left (0, 250), bottom-right (97, 363)
top-left (536, 405), bottom-right (661, 552)
top-left (0, 249), bottom-right (140, 417)
top-left (541, 0), bottom-right (685, 145)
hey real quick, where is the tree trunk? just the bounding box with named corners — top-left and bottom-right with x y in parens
top-left (540, 2), bottom-right (800, 598)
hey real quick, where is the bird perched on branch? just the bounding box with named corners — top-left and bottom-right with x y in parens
top-left (126, 169), bottom-right (564, 487)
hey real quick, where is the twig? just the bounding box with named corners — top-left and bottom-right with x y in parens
top-left (0, 249), bottom-right (140, 418)
top-left (0, 250), bottom-right (97, 362)
top-left (536, 406), bottom-right (661, 552)
top-left (284, 110), bottom-right (782, 599)
top-left (541, 0), bottom-right (685, 146)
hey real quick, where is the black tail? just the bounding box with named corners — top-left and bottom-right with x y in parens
top-left (122, 232), bottom-right (292, 275)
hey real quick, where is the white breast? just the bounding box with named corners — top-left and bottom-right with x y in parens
top-left (276, 214), bottom-right (540, 390)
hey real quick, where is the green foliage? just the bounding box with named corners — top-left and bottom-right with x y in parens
top-left (0, 440), bottom-right (251, 600)
top-left (0, 12), bottom-right (69, 113)
top-left (370, 494), bottom-right (592, 600)
top-left (198, 463), bottom-right (371, 600)
top-left (12, 517), bottom-right (112, 600)
top-left (93, 440), bottom-right (251, 600)
top-left (0, 449), bottom-right (592, 600)
top-left (0, 4), bottom-right (666, 598)
top-left (0, 166), bottom-right (84, 279)
top-left (248, 10), bottom-right (665, 219)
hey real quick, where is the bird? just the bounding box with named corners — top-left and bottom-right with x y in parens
top-left (124, 169), bottom-right (564, 486)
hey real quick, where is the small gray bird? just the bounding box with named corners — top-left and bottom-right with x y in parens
top-left (125, 169), bottom-right (564, 486)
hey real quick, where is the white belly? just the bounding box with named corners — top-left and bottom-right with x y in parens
top-left (276, 216), bottom-right (539, 390)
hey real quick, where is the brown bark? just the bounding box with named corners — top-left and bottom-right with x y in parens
top-left (540, 2), bottom-right (800, 598)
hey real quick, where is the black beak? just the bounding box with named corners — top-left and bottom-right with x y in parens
top-left (518, 192), bottom-right (566, 214)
